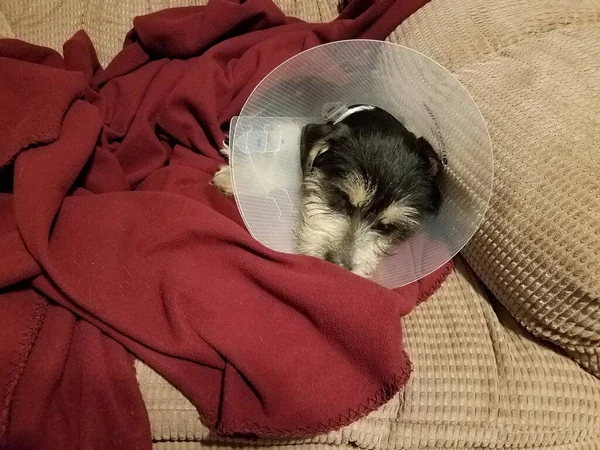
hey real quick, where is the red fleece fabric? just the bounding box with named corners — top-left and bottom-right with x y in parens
top-left (0, 0), bottom-right (451, 448)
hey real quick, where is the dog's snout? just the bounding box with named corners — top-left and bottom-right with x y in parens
top-left (324, 251), bottom-right (354, 271)
top-left (339, 260), bottom-right (354, 271)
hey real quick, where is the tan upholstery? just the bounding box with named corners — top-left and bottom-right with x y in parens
top-left (0, 0), bottom-right (337, 67)
top-left (137, 258), bottom-right (600, 449)
top-left (388, 0), bottom-right (600, 378)
top-left (2, 0), bottom-right (600, 448)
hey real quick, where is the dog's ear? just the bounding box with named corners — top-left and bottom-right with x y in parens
top-left (300, 123), bottom-right (333, 176)
top-left (416, 137), bottom-right (443, 178)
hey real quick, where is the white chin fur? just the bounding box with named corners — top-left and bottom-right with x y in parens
top-left (295, 170), bottom-right (390, 277)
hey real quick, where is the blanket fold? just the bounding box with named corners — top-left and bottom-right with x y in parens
top-left (0, 0), bottom-right (449, 448)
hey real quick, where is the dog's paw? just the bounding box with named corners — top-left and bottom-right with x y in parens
top-left (211, 164), bottom-right (233, 196)
top-left (219, 136), bottom-right (230, 161)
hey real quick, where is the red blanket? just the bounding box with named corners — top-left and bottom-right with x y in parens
top-left (0, 0), bottom-right (451, 448)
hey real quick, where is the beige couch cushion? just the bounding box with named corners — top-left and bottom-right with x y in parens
top-left (3, 0), bottom-right (600, 448)
top-left (389, 0), bottom-right (600, 378)
top-left (137, 257), bottom-right (600, 449)
top-left (0, 0), bottom-right (336, 67)
top-left (4, 0), bottom-right (597, 378)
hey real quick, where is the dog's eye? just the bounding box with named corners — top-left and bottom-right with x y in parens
top-left (374, 221), bottom-right (397, 234)
top-left (329, 191), bottom-right (355, 213)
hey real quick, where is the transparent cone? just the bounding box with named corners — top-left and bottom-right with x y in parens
top-left (230, 40), bottom-right (493, 289)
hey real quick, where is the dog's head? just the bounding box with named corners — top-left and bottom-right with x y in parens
top-left (295, 106), bottom-right (443, 277)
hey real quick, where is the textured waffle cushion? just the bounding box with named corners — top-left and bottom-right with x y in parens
top-left (388, 0), bottom-right (600, 378)
top-left (137, 257), bottom-right (600, 449)
top-left (0, 0), bottom-right (337, 67)
top-left (3, 0), bottom-right (598, 378)
top-left (2, 0), bottom-right (600, 448)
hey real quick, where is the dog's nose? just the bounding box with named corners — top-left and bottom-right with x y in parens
top-left (340, 262), bottom-right (354, 271)
top-left (324, 252), bottom-right (354, 271)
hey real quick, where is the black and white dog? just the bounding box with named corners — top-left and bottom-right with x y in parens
top-left (212, 105), bottom-right (443, 278)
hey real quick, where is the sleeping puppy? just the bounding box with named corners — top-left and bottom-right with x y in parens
top-left (295, 105), bottom-right (443, 277)
top-left (211, 105), bottom-right (443, 278)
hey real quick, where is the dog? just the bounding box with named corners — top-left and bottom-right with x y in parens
top-left (212, 105), bottom-right (443, 278)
